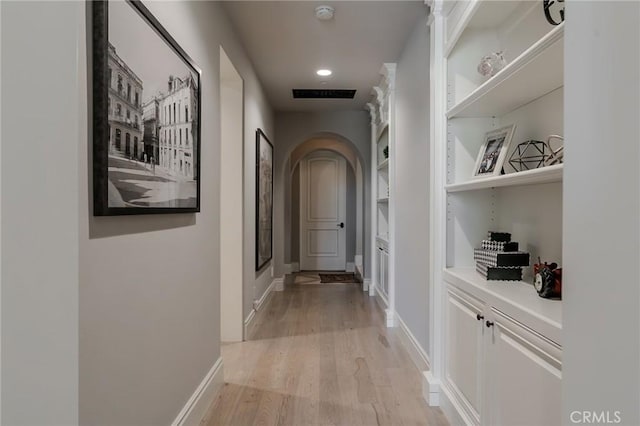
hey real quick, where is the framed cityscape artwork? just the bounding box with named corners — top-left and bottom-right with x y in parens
top-left (92, 0), bottom-right (202, 215)
top-left (255, 129), bottom-right (273, 271)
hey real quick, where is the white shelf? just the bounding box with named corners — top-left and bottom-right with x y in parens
top-left (377, 197), bottom-right (389, 203)
top-left (446, 164), bottom-right (563, 193)
top-left (376, 122), bottom-right (389, 142)
top-left (444, 267), bottom-right (562, 345)
top-left (447, 23), bottom-right (564, 118)
top-left (444, 0), bottom-right (523, 57)
top-left (377, 158), bottom-right (389, 170)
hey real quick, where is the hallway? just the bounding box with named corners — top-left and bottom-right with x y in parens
top-left (203, 274), bottom-right (448, 426)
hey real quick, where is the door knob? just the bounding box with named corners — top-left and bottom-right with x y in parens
top-left (337, 222), bottom-right (344, 228)
top-left (476, 314), bottom-right (484, 321)
top-left (486, 320), bottom-right (494, 328)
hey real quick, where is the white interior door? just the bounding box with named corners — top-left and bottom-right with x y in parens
top-left (300, 151), bottom-right (347, 271)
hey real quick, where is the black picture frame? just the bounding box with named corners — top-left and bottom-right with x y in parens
top-left (92, 0), bottom-right (202, 215)
top-left (255, 129), bottom-right (274, 271)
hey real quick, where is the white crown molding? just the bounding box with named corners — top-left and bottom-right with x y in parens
top-left (371, 86), bottom-right (384, 106)
top-left (427, 0), bottom-right (445, 26)
top-left (365, 102), bottom-right (377, 125)
top-left (371, 86), bottom-right (385, 125)
top-left (380, 63), bottom-right (397, 90)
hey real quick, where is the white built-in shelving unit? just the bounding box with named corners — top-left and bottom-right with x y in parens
top-left (366, 64), bottom-right (396, 327)
top-left (443, 0), bottom-right (563, 321)
top-left (428, 1), bottom-right (565, 425)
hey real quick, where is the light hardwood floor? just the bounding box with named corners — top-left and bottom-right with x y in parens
top-left (202, 273), bottom-right (448, 426)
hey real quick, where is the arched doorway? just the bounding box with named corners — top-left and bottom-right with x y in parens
top-left (284, 137), bottom-right (365, 278)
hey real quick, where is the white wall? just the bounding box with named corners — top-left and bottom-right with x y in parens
top-left (563, 2), bottom-right (640, 424)
top-left (275, 111), bottom-right (371, 277)
top-left (220, 48), bottom-right (244, 342)
top-left (245, 129), bottom-right (273, 324)
top-left (1, 2), bottom-right (80, 423)
top-left (394, 14), bottom-right (431, 353)
top-left (2, 1), bottom-right (273, 424)
top-left (79, 2), bottom-right (273, 424)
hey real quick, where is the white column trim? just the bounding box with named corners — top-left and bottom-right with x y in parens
top-left (428, 0), bottom-right (447, 408)
top-left (422, 371), bottom-right (441, 407)
top-left (363, 278), bottom-right (371, 293)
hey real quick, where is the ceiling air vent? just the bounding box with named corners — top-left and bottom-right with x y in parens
top-left (292, 89), bottom-right (357, 99)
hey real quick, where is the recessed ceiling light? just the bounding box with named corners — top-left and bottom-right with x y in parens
top-left (316, 69), bottom-right (332, 77)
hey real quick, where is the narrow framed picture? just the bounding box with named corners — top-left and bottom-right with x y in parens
top-left (92, 0), bottom-right (202, 215)
top-left (473, 124), bottom-right (516, 178)
top-left (255, 129), bottom-right (274, 271)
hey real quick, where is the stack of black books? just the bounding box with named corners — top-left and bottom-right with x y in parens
top-left (474, 232), bottom-right (530, 281)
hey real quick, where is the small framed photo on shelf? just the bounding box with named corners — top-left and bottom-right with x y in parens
top-left (473, 124), bottom-right (516, 178)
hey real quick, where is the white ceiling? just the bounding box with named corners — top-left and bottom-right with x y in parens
top-left (221, 1), bottom-right (428, 112)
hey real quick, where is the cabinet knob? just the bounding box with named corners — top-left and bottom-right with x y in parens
top-left (476, 314), bottom-right (484, 321)
top-left (486, 320), bottom-right (494, 328)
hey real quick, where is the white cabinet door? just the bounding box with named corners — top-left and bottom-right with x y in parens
top-left (487, 309), bottom-right (562, 426)
top-left (375, 246), bottom-right (382, 296)
top-left (375, 246), bottom-right (388, 298)
top-left (381, 249), bottom-right (389, 295)
top-left (444, 285), bottom-right (485, 425)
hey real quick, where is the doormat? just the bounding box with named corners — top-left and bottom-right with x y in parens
top-left (319, 273), bottom-right (358, 283)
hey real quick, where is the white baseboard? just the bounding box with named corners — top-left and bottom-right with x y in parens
top-left (244, 308), bottom-right (256, 337)
top-left (368, 281), bottom-right (376, 297)
top-left (384, 309), bottom-right (396, 328)
top-left (252, 279), bottom-right (276, 312)
top-left (284, 263), bottom-right (300, 274)
top-left (171, 357), bottom-right (224, 426)
top-left (439, 381), bottom-right (476, 426)
top-left (375, 287), bottom-right (389, 310)
top-left (370, 285), bottom-right (395, 327)
top-left (346, 262), bottom-right (355, 272)
top-left (245, 278), bottom-right (282, 336)
top-left (273, 277), bottom-right (284, 291)
top-left (422, 371), bottom-right (440, 407)
top-left (395, 313), bottom-right (430, 372)
top-left (362, 278), bottom-right (371, 292)
top-left (355, 255), bottom-right (363, 269)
